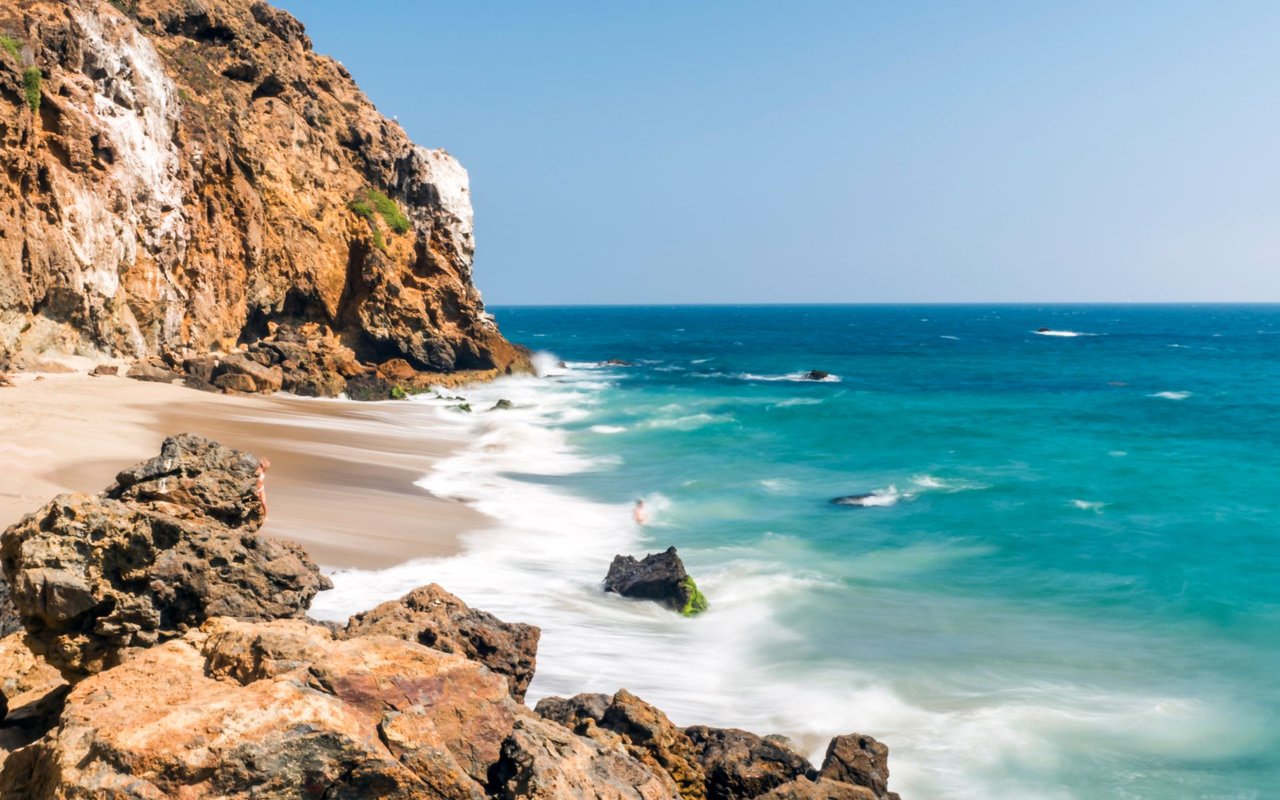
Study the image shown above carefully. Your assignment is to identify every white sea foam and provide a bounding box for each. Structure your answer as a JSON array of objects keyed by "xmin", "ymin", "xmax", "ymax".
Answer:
[
  {"xmin": 772, "ymin": 397, "xmax": 824, "ymax": 408},
  {"xmin": 940, "ymin": 335, "xmax": 961, "ymax": 340},
  {"xmin": 644, "ymin": 413, "xmax": 734, "ymax": 431},
  {"xmin": 1150, "ymin": 391, "xmax": 1191, "ymax": 401},
  {"xmin": 307, "ymin": 357, "xmax": 1246, "ymax": 800},
  {"xmin": 590, "ymin": 424, "xmax": 627, "ymax": 434},
  {"xmin": 1071, "ymin": 499, "xmax": 1107, "ymax": 512},
  {"xmin": 833, "ymin": 486, "xmax": 901, "ymax": 507},
  {"xmin": 1032, "ymin": 330, "xmax": 1095, "ymax": 337},
  {"xmin": 738, "ymin": 372, "xmax": 842, "ymax": 383},
  {"xmin": 910, "ymin": 474, "xmax": 987, "ymax": 493}
]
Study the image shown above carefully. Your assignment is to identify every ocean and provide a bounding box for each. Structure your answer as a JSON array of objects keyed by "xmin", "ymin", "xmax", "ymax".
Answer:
[{"xmin": 311, "ymin": 304, "xmax": 1280, "ymax": 800}]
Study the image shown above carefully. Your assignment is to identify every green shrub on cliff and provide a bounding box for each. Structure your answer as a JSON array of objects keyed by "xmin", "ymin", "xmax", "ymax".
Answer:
[
  {"xmin": 0, "ymin": 36, "xmax": 21, "ymax": 60},
  {"xmin": 23, "ymin": 67, "xmax": 42, "ymax": 114},
  {"xmin": 348, "ymin": 188, "xmax": 410, "ymax": 250}
]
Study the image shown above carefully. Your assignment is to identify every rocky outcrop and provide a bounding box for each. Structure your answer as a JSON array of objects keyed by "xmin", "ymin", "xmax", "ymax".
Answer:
[
  {"xmin": 685, "ymin": 726, "xmax": 815, "ymax": 800},
  {"xmin": 0, "ymin": 434, "xmax": 328, "ymax": 675},
  {"xmin": 343, "ymin": 583, "xmax": 541, "ymax": 702},
  {"xmin": 0, "ymin": 0, "xmax": 527, "ymax": 387},
  {"xmin": 536, "ymin": 690, "xmax": 707, "ymax": 800},
  {"xmin": 489, "ymin": 714, "xmax": 677, "ymax": 800},
  {"xmin": 604, "ymin": 546, "xmax": 709, "ymax": 616},
  {"xmin": 0, "ymin": 437, "xmax": 901, "ymax": 799}
]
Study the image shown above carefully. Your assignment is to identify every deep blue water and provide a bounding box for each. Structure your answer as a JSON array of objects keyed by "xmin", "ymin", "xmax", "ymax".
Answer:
[{"xmin": 483, "ymin": 304, "xmax": 1280, "ymax": 800}]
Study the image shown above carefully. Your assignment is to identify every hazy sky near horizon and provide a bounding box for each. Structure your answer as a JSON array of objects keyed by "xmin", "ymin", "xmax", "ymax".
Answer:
[{"xmin": 276, "ymin": 1, "xmax": 1279, "ymax": 305}]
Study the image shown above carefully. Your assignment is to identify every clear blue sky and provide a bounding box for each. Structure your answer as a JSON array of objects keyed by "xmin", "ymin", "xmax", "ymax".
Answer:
[{"xmin": 275, "ymin": 1, "xmax": 1279, "ymax": 304}]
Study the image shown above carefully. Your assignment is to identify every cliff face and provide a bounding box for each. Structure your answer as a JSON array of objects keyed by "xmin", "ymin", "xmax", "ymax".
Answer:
[{"xmin": 0, "ymin": 0, "xmax": 525, "ymax": 376}]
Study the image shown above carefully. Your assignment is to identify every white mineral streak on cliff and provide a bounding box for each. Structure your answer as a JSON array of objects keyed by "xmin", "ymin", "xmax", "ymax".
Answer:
[
  {"xmin": 76, "ymin": 10, "xmax": 186, "ymax": 252},
  {"xmin": 66, "ymin": 8, "xmax": 188, "ymax": 348}
]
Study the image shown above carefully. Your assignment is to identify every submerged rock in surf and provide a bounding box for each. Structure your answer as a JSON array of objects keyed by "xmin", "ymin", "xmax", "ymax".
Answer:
[
  {"xmin": 831, "ymin": 494, "xmax": 877, "ymax": 507},
  {"xmin": 603, "ymin": 546, "xmax": 708, "ymax": 616},
  {"xmin": 803, "ymin": 370, "xmax": 830, "ymax": 381}
]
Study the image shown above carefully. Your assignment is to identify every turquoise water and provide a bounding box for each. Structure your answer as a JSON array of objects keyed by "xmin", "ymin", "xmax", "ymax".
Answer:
[
  {"xmin": 313, "ymin": 304, "xmax": 1279, "ymax": 799},
  {"xmin": 489, "ymin": 305, "xmax": 1280, "ymax": 799}
]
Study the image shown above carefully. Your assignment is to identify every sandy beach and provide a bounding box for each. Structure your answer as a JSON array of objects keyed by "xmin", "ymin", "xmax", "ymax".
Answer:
[{"xmin": 0, "ymin": 373, "xmax": 486, "ymax": 569}]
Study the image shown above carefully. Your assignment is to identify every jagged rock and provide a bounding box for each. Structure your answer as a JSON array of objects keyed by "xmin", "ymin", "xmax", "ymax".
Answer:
[
  {"xmin": 377, "ymin": 358, "xmax": 418, "ymax": 381},
  {"xmin": 758, "ymin": 778, "xmax": 877, "ymax": 800},
  {"xmin": 536, "ymin": 689, "xmax": 706, "ymax": 800},
  {"xmin": 818, "ymin": 734, "xmax": 894, "ymax": 800},
  {"xmin": 343, "ymin": 583, "xmax": 541, "ymax": 702},
  {"xmin": 604, "ymin": 547, "xmax": 708, "ymax": 616},
  {"xmin": 488, "ymin": 714, "xmax": 678, "ymax": 800},
  {"xmin": 211, "ymin": 352, "xmax": 284, "ymax": 394},
  {"xmin": 803, "ymin": 371, "xmax": 830, "ymax": 381},
  {"xmin": 0, "ymin": 619, "xmax": 517, "ymax": 799},
  {"xmin": 602, "ymin": 359, "xmax": 636, "ymax": 367},
  {"xmin": 684, "ymin": 726, "xmax": 813, "ymax": 800},
  {"xmin": 89, "ymin": 364, "xmax": 120, "ymax": 377},
  {"xmin": 0, "ymin": 0, "xmax": 527, "ymax": 381},
  {"xmin": 0, "ymin": 435, "xmax": 329, "ymax": 675},
  {"xmin": 345, "ymin": 371, "xmax": 399, "ymax": 401},
  {"xmin": 125, "ymin": 362, "xmax": 181, "ymax": 383},
  {"xmin": 0, "ymin": 633, "xmax": 67, "ymax": 756},
  {"xmin": 491, "ymin": 398, "xmax": 514, "ymax": 410},
  {"xmin": 0, "ymin": 576, "xmax": 20, "ymax": 638}
]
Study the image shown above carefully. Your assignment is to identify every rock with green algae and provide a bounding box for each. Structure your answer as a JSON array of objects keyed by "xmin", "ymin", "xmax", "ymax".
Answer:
[{"xmin": 603, "ymin": 546, "xmax": 708, "ymax": 617}]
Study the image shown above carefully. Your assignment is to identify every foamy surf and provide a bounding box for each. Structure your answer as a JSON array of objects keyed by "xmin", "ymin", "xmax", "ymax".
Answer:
[
  {"xmin": 1150, "ymin": 391, "xmax": 1191, "ymax": 400},
  {"xmin": 738, "ymin": 371, "xmax": 842, "ymax": 383},
  {"xmin": 1032, "ymin": 329, "xmax": 1096, "ymax": 337}
]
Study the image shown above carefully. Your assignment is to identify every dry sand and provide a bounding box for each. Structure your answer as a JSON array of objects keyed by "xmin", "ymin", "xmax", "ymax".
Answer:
[{"xmin": 0, "ymin": 373, "xmax": 487, "ymax": 569}]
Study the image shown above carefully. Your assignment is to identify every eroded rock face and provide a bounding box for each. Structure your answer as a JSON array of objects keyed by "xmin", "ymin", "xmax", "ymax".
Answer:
[
  {"xmin": 0, "ymin": 434, "xmax": 329, "ymax": 675},
  {"xmin": 343, "ymin": 583, "xmax": 541, "ymax": 703},
  {"xmin": 0, "ymin": 619, "xmax": 515, "ymax": 799},
  {"xmin": 684, "ymin": 726, "xmax": 814, "ymax": 800},
  {"xmin": 0, "ymin": 0, "xmax": 526, "ymax": 379},
  {"xmin": 536, "ymin": 689, "xmax": 707, "ymax": 800},
  {"xmin": 488, "ymin": 714, "xmax": 679, "ymax": 800},
  {"xmin": 818, "ymin": 735, "xmax": 896, "ymax": 800}
]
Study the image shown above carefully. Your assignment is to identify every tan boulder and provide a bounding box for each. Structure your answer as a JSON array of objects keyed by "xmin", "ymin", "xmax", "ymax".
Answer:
[{"xmin": 344, "ymin": 583, "xmax": 540, "ymax": 702}]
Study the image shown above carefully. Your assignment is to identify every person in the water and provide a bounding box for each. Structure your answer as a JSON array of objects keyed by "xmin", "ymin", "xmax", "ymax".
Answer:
[{"xmin": 632, "ymin": 498, "xmax": 649, "ymax": 525}]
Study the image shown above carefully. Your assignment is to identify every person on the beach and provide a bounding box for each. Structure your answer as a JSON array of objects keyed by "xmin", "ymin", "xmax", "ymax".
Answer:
[
  {"xmin": 256, "ymin": 456, "xmax": 271, "ymax": 520},
  {"xmin": 632, "ymin": 498, "xmax": 649, "ymax": 525}
]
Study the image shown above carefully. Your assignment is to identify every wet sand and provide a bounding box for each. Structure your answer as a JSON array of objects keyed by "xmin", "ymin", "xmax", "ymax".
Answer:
[{"xmin": 0, "ymin": 373, "xmax": 485, "ymax": 569}]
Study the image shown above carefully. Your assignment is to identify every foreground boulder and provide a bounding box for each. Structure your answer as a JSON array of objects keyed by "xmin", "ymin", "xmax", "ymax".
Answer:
[
  {"xmin": 343, "ymin": 583, "xmax": 541, "ymax": 702},
  {"xmin": 536, "ymin": 690, "xmax": 707, "ymax": 800},
  {"xmin": 0, "ymin": 434, "xmax": 329, "ymax": 675},
  {"xmin": 685, "ymin": 726, "xmax": 814, "ymax": 800},
  {"xmin": 0, "ymin": 618, "xmax": 517, "ymax": 799},
  {"xmin": 604, "ymin": 547, "xmax": 708, "ymax": 616}
]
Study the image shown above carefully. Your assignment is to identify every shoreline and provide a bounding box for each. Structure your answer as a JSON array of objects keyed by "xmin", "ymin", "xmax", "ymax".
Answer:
[{"xmin": 0, "ymin": 373, "xmax": 485, "ymax": 570}]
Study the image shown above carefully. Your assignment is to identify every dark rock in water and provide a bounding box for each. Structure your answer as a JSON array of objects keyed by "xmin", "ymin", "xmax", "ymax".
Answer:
[
  {"xmin": 819, "ymin": 734, "xmax": 895, "ymax": 799},
  {"xmin": 803, "ymin": 370, "xmax": 830, "ymax": 381},
  {"xmin": 685, "ymin": 725, "xmax": 813, "ymax": 800},
  {"xmin": 490, "ymin": 399, "xmax": 514, "ymax": 411},
  {"xmin": 536, "ymin": 689, "xmax": 707, "ymax": 800},
  {"xmin": 601, "ymin": 359, "xmax": 635, "ymax": 367},
  {"xmin": 0, "ymin": 434, "xmax": 330, "ymax": 676},
  {"xmin": 1038, "ymin": 327, "xmax": 1051, "ymax": 332},
  {"xmin": 342, "ymin": 583, "xmax": 540, "ymax": 702},
  {"xmin": 603, "ymin": 546, "xmax": 708, "ymax": 616},
  {"xmin": 556, "ymin": 361, "xmax": 568, "ymax": 369},
  {"xmin": 831, "ymin": 494, "xmax": 876, "ymax": 507},
  {"xmin": 344, "ymin": 371, "xmax": 397, "ymax": 401}
]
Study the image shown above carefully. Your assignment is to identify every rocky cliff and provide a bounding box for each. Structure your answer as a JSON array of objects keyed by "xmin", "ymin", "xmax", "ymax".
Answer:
[
  {"xmin": 0, "ymin": 0, "xmax": 527, "ymax": 386},
  {"xmin": 0, "ymin": 436, "xmax": 902, "ymax": 799}
]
